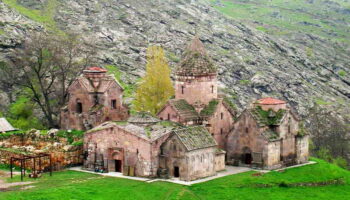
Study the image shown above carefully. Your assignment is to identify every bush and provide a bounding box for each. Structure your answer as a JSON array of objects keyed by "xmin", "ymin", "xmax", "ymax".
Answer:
[{"xmin": 333, "ymin": 157, "xmax": 348, "ymax": 169}]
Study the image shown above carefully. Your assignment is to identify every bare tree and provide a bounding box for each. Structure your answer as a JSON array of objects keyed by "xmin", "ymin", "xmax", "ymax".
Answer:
[{"xmin": 4, "ymin": 32, "xmax": 95, "ymax": 128}]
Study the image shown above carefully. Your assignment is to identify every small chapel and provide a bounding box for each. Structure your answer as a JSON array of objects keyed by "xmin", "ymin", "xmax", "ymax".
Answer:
[{"xmin": 62, "ymin": 36, "xmax": 309, "ymax": 181}]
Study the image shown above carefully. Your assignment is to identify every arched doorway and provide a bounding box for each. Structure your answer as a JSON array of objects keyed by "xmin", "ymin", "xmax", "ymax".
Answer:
[{"xmin": 242, "ymin": 147, "xmax": 252, "ymax": 165}]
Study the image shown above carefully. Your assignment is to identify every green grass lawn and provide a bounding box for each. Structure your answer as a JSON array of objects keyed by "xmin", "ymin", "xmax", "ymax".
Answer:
[{"xmin": 1, "ymin": 158, "xmax": 350, "ymax": 200}]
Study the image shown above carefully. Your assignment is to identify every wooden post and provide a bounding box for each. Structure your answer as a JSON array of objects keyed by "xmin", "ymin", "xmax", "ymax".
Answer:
[
  {"xmin": 33, "ymin": 157, "xmax": 36, "ymax": 179},
  {"xmin": 49, "ymin": 154, "xmax": 52, "ymax": 176},
  {"xmin": 23, "ymin": 158, "xmax": 26, "ymax": 177},
  {"xmin": 10, "ymin": 157, "xmax": 13, "ymax": 179},
  {"xmin": 39, "ymin": 157, "xmax": 42, "ymax": 172},
  {"xmin": 20, "ymin": 159, "xmax": 23, "ymax": 181}
]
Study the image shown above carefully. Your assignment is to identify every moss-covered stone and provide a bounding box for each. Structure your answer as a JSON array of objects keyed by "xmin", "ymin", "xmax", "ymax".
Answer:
[
  {"xmin": 200, "ymin": 100, "xmax": 219, "ymax": 117},
  {"xmin": 252, "ymin": 106, "xmax": 286, "ymax": 126}
]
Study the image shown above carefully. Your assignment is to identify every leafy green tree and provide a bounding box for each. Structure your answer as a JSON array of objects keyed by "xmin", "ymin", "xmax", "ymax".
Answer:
[
  {"xmin": 333, "ymin": 157, "xmax": 348, "ymax": 169},
  {"xmin": 7, "ymin": 96, "xmax": 44, "ymax": 130},
  {"xmin": 133, "ymin": 46, "xmax": 174, "ymax": 115}
]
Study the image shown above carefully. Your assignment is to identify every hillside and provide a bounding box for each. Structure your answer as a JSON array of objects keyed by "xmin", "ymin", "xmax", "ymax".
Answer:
[
  {"xmin": 0, "ymin": 0, "xmax": 349, "ymax": 116},
  {"xmin": 1, "ymin": 158, "xmax": 350, "ymax": 199}
]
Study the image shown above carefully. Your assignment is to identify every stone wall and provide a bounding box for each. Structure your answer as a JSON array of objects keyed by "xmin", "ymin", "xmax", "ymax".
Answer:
[
  {"xmin": 175, "ymin": 75, "xmax": 217, "ymax": 106},
  {"xmin": 205, "ymin": 100, "xmax": 235, "ymax": 149},
  {"xmin": 84, "ymin": 126, "xmax": 172, "ymax": 177},
  {"xmin": 0, "ymin": 130, "xmax": 83, "ymax": 171}
]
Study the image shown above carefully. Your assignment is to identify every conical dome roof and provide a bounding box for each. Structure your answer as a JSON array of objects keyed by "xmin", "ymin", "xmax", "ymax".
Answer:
[{"xmin": 176, "ymin": 37, "xmax": 217, "ymax": 76}]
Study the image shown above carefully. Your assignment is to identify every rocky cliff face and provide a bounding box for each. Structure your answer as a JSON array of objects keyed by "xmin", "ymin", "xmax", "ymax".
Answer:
[{"xmin": 0, "ymin": 0, "xmax": 349, "ymax": 117}]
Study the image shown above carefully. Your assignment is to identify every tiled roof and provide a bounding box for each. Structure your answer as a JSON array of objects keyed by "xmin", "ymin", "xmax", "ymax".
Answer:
[
  {"xmin": 85, "ymin": 66, "xmax": 108, "ymax": 72},
  {"xmin": 0, "ymin": 118, "xmax": 16, "ymax": 132},
  {"xmin": 173, "ymin": 126, "xmax": 217, "ymax": 151},
  {"xmin": 255, "ymin": 97, "xmax": 286, "ymax": 105},
  {"xmin": 176, "ymin": 37, "xmax": 217, "ymax": 76},
  {"xmin": 128, "ymin": 112, "xmax": 161, "ymax": 124},
  {"xmin": 169, "ymin": 99, "xmax": 200, "ymax": 121}
]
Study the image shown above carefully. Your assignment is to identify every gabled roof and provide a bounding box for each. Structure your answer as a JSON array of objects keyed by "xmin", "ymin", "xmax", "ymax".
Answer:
[
  {"xmin": 173, "ymin": 126, "xmax": 217, "ymax": 151},
  {"xmin": 255, "ymin": 97, "xmax": 286, "ymax": 105},
  {"xmin": 249, "ymin": 106, "xmax": 287, "ymax": 127},
  {"xmin": 128, "ymin": 112, "xmax": 161, "ymax": 124},
  {"xmin": 84, "ymin": 66, "xmax": 108, "ymax": 73},
  {"xmin": 87, "ymin": 121, "xmax": 179, "ymax": 142},
  {"xmin": 176, "ymin": 37, "xmax": 217, "ymax": 76},
  {"xmin": 167, "ymin": 99, "xmax": 200, "ymax": 121},
  {"xmin": 0, "ymin": 118, "xmax": 16, "ymax": 132},
  {"xmin": 73, "ymin": 74, "xmax": 123, "ymax": 93}
]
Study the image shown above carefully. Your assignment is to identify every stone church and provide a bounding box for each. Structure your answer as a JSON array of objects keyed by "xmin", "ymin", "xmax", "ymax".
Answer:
[
  {"xmin": 60, "ymin": 66, "xmax": 129, "ymax": 130},
  {"xmin": 157, "ymin": 37, "xmax": 236, "ymax": 149},
  {"xmin": 63, "ymin": 37, "xmax": 309, "ymax": 181}
]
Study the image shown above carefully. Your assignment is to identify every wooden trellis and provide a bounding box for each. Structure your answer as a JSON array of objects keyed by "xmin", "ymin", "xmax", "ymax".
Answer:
[{"xmin": 10, "ymin": 153, "xmax": 53, "ymax": 181}]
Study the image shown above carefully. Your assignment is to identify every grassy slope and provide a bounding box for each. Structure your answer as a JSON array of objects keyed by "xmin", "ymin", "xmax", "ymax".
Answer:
[
  {"xmin": 1, "ymin": 158, "xmax": 350, "ymax": 200},
  {"xmin": 2, "ymin": 0, "xmax": 61, "ymax": 34},
  {"xmin": 210, "ymin": 0, "xmax": 350, "ymax": 43}
]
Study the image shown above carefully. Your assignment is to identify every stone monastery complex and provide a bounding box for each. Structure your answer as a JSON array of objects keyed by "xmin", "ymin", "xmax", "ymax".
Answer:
[{"xmin": 61, "ymin": 37, "xmax": 309, "ymax": 181}]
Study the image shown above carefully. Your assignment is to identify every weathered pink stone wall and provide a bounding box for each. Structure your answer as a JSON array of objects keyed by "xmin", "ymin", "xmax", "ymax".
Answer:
[
  {"xmin": 175, "ymin": 75, "xmax": 217, "ymax": 106},
  {"xmin": 84, "ymin": 125, "xmax": 171, "ymax": 177},
  {"xmin": 60, "ymin": 73, "xmax": 129, "ymax": 130},
  {"xmin": 205, "ymin": 101, "xmax": 235, "ymax": 149},
  {"xmin": 160, "ymin": 135, "xmax": 217, "ymax": 181}
]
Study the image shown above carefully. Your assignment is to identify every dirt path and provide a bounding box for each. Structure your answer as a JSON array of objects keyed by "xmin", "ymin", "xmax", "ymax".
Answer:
[{"xmin": 0, "ymin": 170, "xmax": 33, "ymax": 191}]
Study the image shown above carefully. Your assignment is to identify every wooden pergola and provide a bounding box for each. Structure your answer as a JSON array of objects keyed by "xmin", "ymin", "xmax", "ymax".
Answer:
[{"xmin": 10, "ymin": 153, "xmax": 53, "ymax": 181}]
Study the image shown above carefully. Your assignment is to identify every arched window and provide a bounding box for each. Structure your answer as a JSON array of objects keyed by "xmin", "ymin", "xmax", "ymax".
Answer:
[
  {"xmin": 168, "ymin": 113, "xmax": 171, "ymax": 120},
  {"xmin": 221, "ymin": 112, "xmax": 224, "ymax": 120},
  {"xmin": 211, "ymin": 85, "xmax": 214, "ymax": 93},
  {"xmin": 76, "ymin": 99, "xmax": 83, "ymax": 113},
  {"xmin": 245, "ymin": 127, "xmax": 249, "ymax": 133},
  {"xmin": 181, "ymin": 86, "xmax": 185, "ymax": 94}
]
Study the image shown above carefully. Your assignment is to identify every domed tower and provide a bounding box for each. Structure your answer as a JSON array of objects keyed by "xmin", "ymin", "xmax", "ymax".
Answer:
[{"xmin": 175, "ymin": 37, "xmax": 218, "ymax": 110}]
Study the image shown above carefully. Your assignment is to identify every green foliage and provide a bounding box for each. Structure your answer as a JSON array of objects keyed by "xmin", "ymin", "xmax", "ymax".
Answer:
[
  {"xmin": 316, "ymin": 147, "xmax": 333, "ymax": 162},
  {"xmin": 71, "ymin": 140, "xmax": 83, "ymax": 146},
  {"xmin": 1, "ymin": 158, "xmax": 350, "ymax": 199},
  {"xmin": 239, "ymin": 79, "xmax": 251, "ymax": 85},
  {"xmin": 2, "ymin": 0, "xmax": 62, "ymax": 34},
  {"xmin": 256, "ymin": 26, "xmax": 268, "ymax": 32},
  {"xmin": 105, "ymin": 65, "xmax": 135, "ymax": 98},
  {"xmin": 0, "ymin": 130, "xmax": 25, "ymax": 140},
  {"xmin": 254, "ymin": 106, "xmax": 286, "ymax": 125},
  {"xmin": 333, "ymin": 157, "xmax": 348, "ymax": 170},
  {"xmin": 56, "ymin": 130, "xmax": 84, "ymax": 144},
  {"xmin": 338, "ymin": 70, "xmax": 346, "ymax": 77},
  {"xmin": 315, "ymin": 98, "xmax": 331, "ymax": 105},
  {"xmin": 133, "ymin": 46, "xmax": 175, "ymax": 115},
  {"xmin": 6, "ymin": 97, "xmax": 45, "ymax": 130},
  {"xmin": 306, "ymin": 47, "xmax": 314, "ymax": 58},
  {"xmin": 200, "ymin": 100, "xmax": 219, "ymax": 117},
  {"xmin": 223, "ymin": 96, "xmax": 237, "ymax": 110}
]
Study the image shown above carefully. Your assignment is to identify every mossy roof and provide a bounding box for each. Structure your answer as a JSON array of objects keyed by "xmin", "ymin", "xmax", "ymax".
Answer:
[
  {"xmin": 262, "ymin": 129, "xmax": 280, "ymax": 141},
  {"xmin": 250, "ymin": 106, "xmax": 287, "ymax": 127},
  {"xmin": 176, "ymin": 37, "xmax": 217, "ymax": 76},
  {"xmin": 173, "ymin": 126, "xmax": 217, "ymax": 151},
  {"xmin": 169, "ymin": 99, "xmax": 200, "ymax": 121},
  {"xmin": 200, "ymin": 99, "xmax": 219, "ymax": 118},
  {"xmin": 128, "ymin": 112, "xmax": 161, "ymax": 124}
]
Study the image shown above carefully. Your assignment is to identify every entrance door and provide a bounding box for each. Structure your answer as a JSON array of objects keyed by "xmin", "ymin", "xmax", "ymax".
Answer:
[
  {"xmin": 174, "ymin": 166, "xmax": 180, "ymax": 178},
  {"xmin": 244, "ymin": 153, "xmax": 252, "ymax": 164},
  {"xmin": 115, "ymin": 160, "xmax": 122, "ymax": 172}
]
